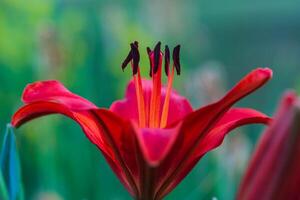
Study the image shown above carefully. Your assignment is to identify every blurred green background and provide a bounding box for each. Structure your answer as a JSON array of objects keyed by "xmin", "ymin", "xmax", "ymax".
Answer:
[{"xmin": 1, "ymin": 0, "xmax": 300, "ymax": 199}]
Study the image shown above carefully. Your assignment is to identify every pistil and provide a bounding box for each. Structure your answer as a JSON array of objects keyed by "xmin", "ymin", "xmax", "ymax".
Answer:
[{"xmin": 149, "ymin": 42, "xmax": 162, "ymax": 128}]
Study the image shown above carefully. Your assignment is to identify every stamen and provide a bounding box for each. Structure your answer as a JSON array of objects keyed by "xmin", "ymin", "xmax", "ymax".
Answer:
[
  {"xmin": 160, "ymin": 44, "xmax": 181, "ymax": 128},
  {"xmin": 173, "ymin": 45, "xmax": 181, "ymax": 75},
  {"xmin": 122, "ymin": 42, "xmax": 146, "ymax": 127},
  {"xmin": 160, "ymin": 67, "xmax": 175, "ymax": 128},
  {"xmin": 153, "ymin": 66, "xmax": 162, "ymax": 127},
  {"xmin": 149, "ymin": 42, "xmax": 162, "ymax": 127},
  {"xmin": 134, "ymin": 68, "xmax": 146, "ymax": 127}
]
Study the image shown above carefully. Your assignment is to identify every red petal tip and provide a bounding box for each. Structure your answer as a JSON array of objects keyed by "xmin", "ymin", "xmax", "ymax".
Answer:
[
  {"xmin": 282, "ymin": 90, "xmax": 298, "ymax": 103},
  {"xmin": 256, "ymin": 67, "xmax": 273, "ymax": 79},
  {"xmin": 21, "ymin": 80, "xmax": 57, "ymax": 102}
]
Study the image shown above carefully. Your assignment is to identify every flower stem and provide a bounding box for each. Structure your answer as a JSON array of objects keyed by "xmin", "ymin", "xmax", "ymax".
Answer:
[{"xmin": 140, "ymin": 166, "xmax": 156, "ymax": 200}]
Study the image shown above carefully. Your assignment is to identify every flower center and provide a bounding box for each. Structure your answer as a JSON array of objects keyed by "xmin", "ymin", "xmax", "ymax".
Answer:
[{"xmin": 122, "ymin": 41, "xmax": 181, "ymax": 128}]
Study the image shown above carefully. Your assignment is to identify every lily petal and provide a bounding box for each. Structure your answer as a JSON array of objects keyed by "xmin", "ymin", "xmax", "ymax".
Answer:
[
  {"xmin": 133, "ymin": 124, "xmax": 182, "ymax": 167},
  {"xmin": 195, "ymin": 108, "xmax": 271, "ymax": 159},
  {"xmin": 11, "ymin": 81, "xmax": 140, "ymax": 197},
  {"xmin": 90, "ymin": 109, "xmax": 141, "ymax": 197},
  {"xmin": 237, "ymin": 91, "xmax": 299, "ymax": 200},
  {"xmin": 161, "ymin": 108, "xmax": 271, "ymax": 197},
  {"xmin": 11, "ymin": 102, "xmax": 137, "ymax": 195},
  {"xmin": 155, "ymin": 68, "xmax": 272, "ymax": 199},
  {"xmin": 22, "ymin": 80, "xmax": 97, "ymax": 110}
]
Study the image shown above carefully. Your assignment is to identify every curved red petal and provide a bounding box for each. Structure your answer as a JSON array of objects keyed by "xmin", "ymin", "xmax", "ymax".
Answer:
[
  {"xmin": 12, "ymin": 102, "xmax": 114, "ymax": 160},
  {"xmin": 155, "ymin": 68, "xmax": 272, "ymax": 199},
  {"xmin": 159, "ymin": 108, "xmax": 271, "ymax": 197},
  {"xmin": 220, "ymin": 68, "xmax": 272, "ymax": 106},
  {"xmin": 91, "ymin": 109, "xmax": 141, "ymax": 197},
  {"xmin": 191, "ymin": 108, "xmax": 271, "ymax": 161},
  {"xmin": 13, "ymin": 77, "xmax": 143, "ymax": 197},
  {"xmin": 22, "ymin": 80, "xmax": 97, "ymax": 110},
  {"xmin": 110, "ymin": 79, "xmax": 193, "ymax": 125},
  {"xmin": 12, "ymin": 102, "xmax": 140, "ymax": 196}
]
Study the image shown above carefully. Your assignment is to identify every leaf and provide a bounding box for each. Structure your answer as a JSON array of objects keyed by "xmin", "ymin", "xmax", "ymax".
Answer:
[
  {"xmin": 0, "ymin": 124, "xmax": 24, "ymax": 200},
  {"xmin": 0, "ymin": 171, "xmax": 9, "ymax": 200}
]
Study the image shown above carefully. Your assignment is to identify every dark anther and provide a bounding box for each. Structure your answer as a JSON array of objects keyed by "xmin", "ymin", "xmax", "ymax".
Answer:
[
  {"xmin": 121, "ymin": 41, "xmax": 140, "ymax": 73},
  {"xmin": 146, "ymin": 47, "xmax": 152, "ymax": 55},
  {"xmin": 164, "ymin": 45, "xmax": 170, "ymax": 76},
  {"xmin": 172, "ymin": 45, "xmax": 181, "ymax": 75},
  {"xmin": 153, "ymin": 41, "xmax": 161, "ymax": 74},
  {"xmin": 121, "ymin": 50, "xmax": 132, "ymax": 71},
  {"xmin": 130, "ymin": 43, "xmax": 140, "ymax": 75},
  {"xmin": 146, "ymin": 47, "xmax": 153, "ymax": 77}
]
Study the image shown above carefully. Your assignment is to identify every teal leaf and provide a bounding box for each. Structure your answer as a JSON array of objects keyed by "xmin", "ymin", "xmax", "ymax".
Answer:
[
  {"xmin": 0, "ymin": 124, "xmax": 24, "ymax": 200},
  {"xmin": 0, "ymin": 170, "xmax": 8, "ymax": 200}
]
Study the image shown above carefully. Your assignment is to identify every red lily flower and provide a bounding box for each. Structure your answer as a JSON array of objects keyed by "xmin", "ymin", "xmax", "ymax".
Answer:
[
  {"xmin": 237, "ymin": 91, "xmax": 300, "ymax": 200},
  {"xmin": 12, "ymin": 42, "xmax": 272, "ymax": 200}
]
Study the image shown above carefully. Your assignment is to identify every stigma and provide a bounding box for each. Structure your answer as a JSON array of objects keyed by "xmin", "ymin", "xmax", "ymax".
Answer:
[{"xmin": 121, "ymin": 41, "xmax": 181, "ymax": 128}]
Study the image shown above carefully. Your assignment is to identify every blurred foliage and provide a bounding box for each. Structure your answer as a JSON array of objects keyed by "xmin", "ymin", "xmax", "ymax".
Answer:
[
  {"xmin": 0, "ymin": 0, "xmax": 300, "ymax": 199},
  {"xmin": 0, "ymin": 171, "xmax": 9, "ymax": 200}
]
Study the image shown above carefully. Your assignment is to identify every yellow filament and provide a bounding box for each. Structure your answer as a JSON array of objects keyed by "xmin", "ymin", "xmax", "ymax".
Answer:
[
  {"xmin": 160, "ymin": 67, "xmax": 175, "ymax": 128},
  {"xmin": 134, "ymin": 69, "xmax": 146, "ymax": 127},
  {"xmin": 149, "ymin": 75, "xmax": 156, "ymax": 128},
  {"xmin": 149, "ymin": 67, "xmax": 162, "ymax": 128}
]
